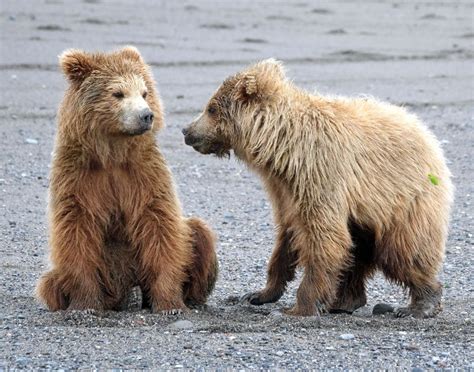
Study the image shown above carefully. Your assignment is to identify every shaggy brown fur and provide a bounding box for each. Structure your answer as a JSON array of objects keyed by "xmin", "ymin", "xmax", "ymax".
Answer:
[
  {"xmin": 183, "ymin": 59, "xmax": 453, "ymax": 317},
  {"xmin": 36, "ymin": 47, "xmax": 218, "ymax": 313}
]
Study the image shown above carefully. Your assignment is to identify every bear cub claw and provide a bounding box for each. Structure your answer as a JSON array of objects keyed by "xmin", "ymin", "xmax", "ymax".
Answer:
[
  {"xmin": 240, "ymin": 290, "xmax": 281, "ymax": 306},
  {"xmin": 152, "ymin": 302, "xmax": 188, "ymax": 316},
  {"xmin": 394, "ymin": 304, "xmax": 440, "ymax": 319},
  {"xmin": 240, "ymin": 291, "xmax": 265, "ymax": 305},
  {"xmin": 160, "ymin": 308, "xmax": 185, "ymax": 316}
]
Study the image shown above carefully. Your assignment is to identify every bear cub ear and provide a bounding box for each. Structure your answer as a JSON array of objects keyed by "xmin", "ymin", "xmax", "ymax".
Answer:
[
  {"xmin": 238, "ymin": 58, "xmax": 286, "ymax": 101},
  {"xmin": 119, "ymin": 46, "xmax": 143, "ymax": 62},
  {"xmin": 243, "ymin": 74, "xmax": 258, "ymax": 96},
  {"xmin": 59, "ymin": 49, "xmax": 94, "ymax": 83}
]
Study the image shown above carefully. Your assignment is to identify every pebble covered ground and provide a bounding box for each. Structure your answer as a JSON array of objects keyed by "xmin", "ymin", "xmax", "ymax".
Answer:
[{"xmin": 0, "ymin": 0, "xmax": 473, "ymax": 369}]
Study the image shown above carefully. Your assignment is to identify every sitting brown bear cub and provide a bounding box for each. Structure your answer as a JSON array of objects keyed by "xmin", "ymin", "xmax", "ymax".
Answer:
[
  {"xmin": 183, "ymin": 59, "xmax": 453, "ymax": 318},
  {"xmin": 36, "ymin": 47, "xmax": 218, "ymax": 314}
]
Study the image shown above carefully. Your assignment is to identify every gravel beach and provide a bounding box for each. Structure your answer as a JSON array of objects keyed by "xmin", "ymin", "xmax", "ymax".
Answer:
[{"xmin": 0, "ymin": 0, "xmax": 473, "ymax": 368}]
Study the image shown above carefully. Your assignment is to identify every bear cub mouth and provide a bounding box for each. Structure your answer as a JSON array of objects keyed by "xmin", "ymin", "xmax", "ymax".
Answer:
[
  {"xmin": 184, "ymin": 135, "xmax": 229, "ymax": 157},
  {"xmin": 125, "ymin": 126, "xmax": 151, "ymax": 136}
]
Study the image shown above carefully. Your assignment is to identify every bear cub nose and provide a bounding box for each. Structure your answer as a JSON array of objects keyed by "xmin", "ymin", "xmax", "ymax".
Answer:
[
  {"xmin": 182, "ymin": 126, "xmax": 198, "ymax": 146},
  {"xmin": 139, "ymin": 109, "xmax": 154, "ymax": 126}
]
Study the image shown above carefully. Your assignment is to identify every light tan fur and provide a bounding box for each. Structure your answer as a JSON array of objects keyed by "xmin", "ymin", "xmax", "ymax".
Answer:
[
  {"xmin": 183, "ymin": 59, "xmax": 453, "ymax": 317},
  {"xmin": 36, "ymin": 47, "xmax": 218, "ymax": 313}
]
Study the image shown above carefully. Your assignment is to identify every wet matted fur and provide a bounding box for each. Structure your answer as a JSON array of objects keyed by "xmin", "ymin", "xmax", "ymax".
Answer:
[{"xmin": 183, "ymin": 59, "xmax": 453, "ymax": 317}]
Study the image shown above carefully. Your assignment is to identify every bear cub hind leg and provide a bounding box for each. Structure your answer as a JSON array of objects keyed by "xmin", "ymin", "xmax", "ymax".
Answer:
[
  {"xmin": 330, "ymin": 222, "xmax": 376, "ymax": 314},
  {"xmin": 330, "ymin": 265, "xmax": 370, "ymax": 314},
  {"xmin": 182, "ymin": 217, "xmax": 218, "ymax": 307}
]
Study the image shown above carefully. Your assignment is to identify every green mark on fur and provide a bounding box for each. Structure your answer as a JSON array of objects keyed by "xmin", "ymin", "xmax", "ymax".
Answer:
[{"xmin": 428, "ymin": 173, "xmax": 439, "ymax": 185}]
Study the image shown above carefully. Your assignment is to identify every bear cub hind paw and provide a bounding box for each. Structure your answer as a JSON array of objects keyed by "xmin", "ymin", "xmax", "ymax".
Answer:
[{"xmin": 394, "ymin": 304, "xmax": 440, "ymax": 319}]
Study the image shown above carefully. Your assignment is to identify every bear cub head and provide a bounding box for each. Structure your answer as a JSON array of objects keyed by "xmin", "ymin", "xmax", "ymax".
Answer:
[
  {"xmin": 60, "ymin": 46, "xmax": 160, "ymax": 137},
  {"xmin": 182, "ymin": 59, "xmax": 286, "ymax": 157}
]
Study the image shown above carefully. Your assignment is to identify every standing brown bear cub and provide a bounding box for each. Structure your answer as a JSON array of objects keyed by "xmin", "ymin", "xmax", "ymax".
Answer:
[
  {"xmin": 36, "ymin": 47, "xmax": 218, "ymax": 314},
  {"xmin": 183, "ymin": 59, "xmax": 453, "ymax": 318}
]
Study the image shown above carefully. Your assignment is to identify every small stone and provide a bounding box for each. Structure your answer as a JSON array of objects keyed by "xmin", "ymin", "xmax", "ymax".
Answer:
[
  {"xmin": 224, "ymin": 295, "xmax": 240, "ymax": 305},
  {"xmin": 372, "ymin": 303, "xmax": 395, "ymax": 315},
  {"xmin": 275, "ymin": 350, "xmax": 284, "ymax": 356},
  {"xmin": 339, "ymin": 333, "xmax": 355, "ymax": 340},
  {"xmin": 269, "ymin": 310, "xmax": 284, "ymax": 318},
  {"xmin": 402, "ymin": 342, "xmax": 420, "ymax": 351},
  {"xmin": 25, "ymin": 138, "xmax": 38, "ymax": 144},
  {"xmin": 168, "ymin": 320, "xmax": 193, "ymax": 330},
  {"xmin": 15, "ymin": 357, "xmax": 29, "ymax": 365}
]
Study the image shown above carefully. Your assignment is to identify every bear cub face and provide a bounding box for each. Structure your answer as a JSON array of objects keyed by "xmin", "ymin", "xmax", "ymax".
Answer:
[
  {"xmin": 60, "ymin": 46, "xmax": 156, "ymax": 136},
  {"xmin": 109, "ymin": 75, "xmax": 153, "ymax": 136},
  {"xmin": 182, "ymin": 89, "xmax": 235, "ymax": 157},
  {"xmin": 182, "ymin": 59, "xmax": 285, "ymax": 157}
]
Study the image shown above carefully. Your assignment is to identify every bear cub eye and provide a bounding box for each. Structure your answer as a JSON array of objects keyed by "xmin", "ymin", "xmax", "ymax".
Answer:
[
  {"xmin": 207, "ymin": 105, "xmax": 217, "ymax": 115},
  {"xmin": 113, "ymin": 91, "xmax": 124, "ymax": 99},
  {"xmin": 142, "ymin": 91, "xmax": 148, "ymax": 99}
]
